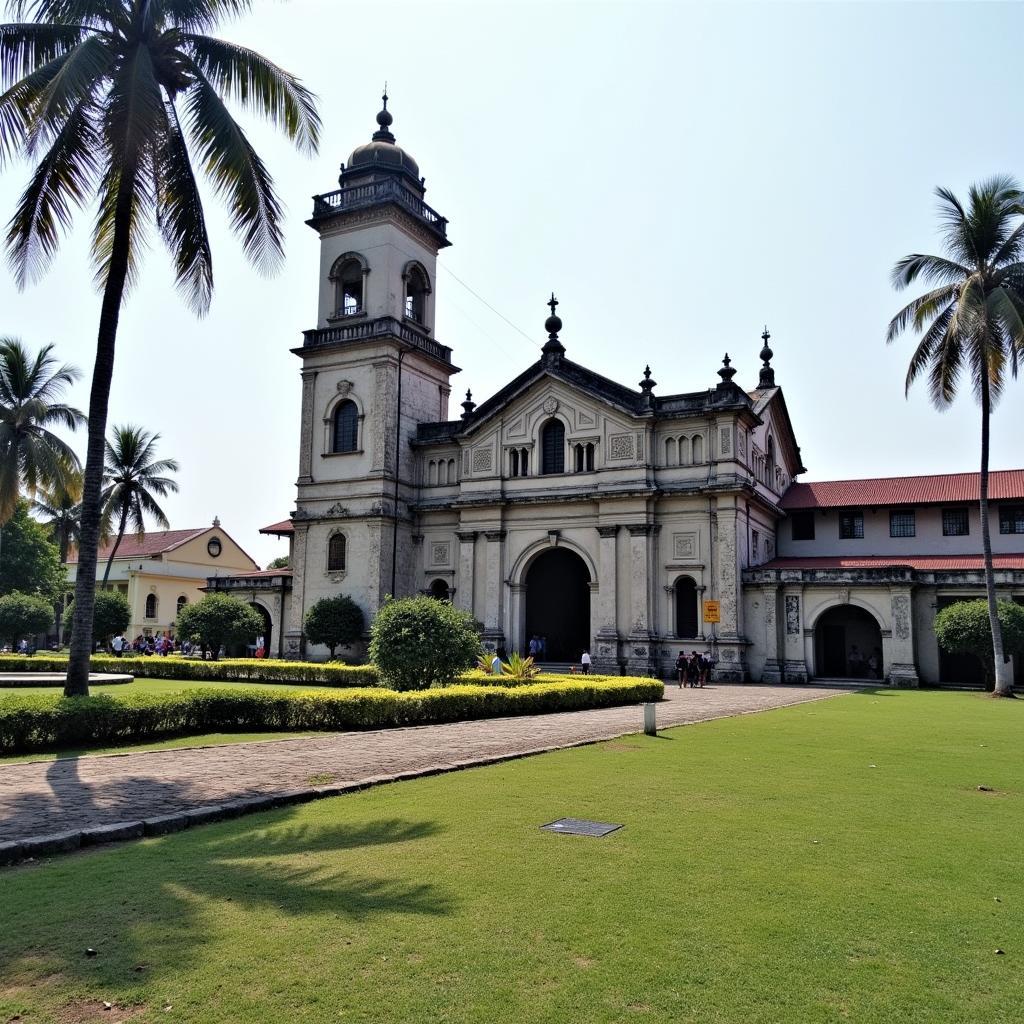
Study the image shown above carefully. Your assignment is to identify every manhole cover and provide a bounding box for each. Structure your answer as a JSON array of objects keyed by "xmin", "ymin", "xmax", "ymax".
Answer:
[{"xmin": 541, "ymin": 818, "xmax": 623, "ymax": 838}]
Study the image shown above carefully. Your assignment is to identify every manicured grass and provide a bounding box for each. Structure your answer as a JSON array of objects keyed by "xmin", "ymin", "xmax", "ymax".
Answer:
[
  {"xmin": 0, "ymin": 676, "xmax": 343, "ymax": 698},
  {"xmin": 0, "ymin": 731, "xmax": 312, "ymax": 764},
  {"xmin": 1, "ymin": 691, "xmax": 1022, "ymax": 1023}
]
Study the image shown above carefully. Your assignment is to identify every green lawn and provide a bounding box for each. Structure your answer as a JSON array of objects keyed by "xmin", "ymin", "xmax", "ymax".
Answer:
[{"xmin": 1, "ymin": 690, "xmax": 1021, "ymax": 1023}]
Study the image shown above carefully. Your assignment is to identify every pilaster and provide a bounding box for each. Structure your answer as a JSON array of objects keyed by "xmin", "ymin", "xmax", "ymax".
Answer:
[
  {"xmin": 456, "ymin": 531, "xmax": 476, "ymax": 615},
  {"xmin": 284, "ymin": 522, "xmax": 310, "ymax": 658},
  {"xmin": 887, "ymin": 586, "xmax": 920, "ymax": 687},
  {"xmin": 759, "ymin": 583, "xmax": 782, "ymax": 684},
  {"xmin": 482, "ymin": 530, "xmax": 506, "ymax": 651},
  {"xmin": 297, "ymin": 369, "xmax": 317, "ymax": 485},
  {"xmin": 593, "ymin": 525, "xmax": 621, "ymax": 672},
  {"xmin": 625, "ymin": 524, "xmax": 657, "ymax": 676},
  {"xmin": 781, "ymin": 584, "xmax": 808, "ymax": 683}
]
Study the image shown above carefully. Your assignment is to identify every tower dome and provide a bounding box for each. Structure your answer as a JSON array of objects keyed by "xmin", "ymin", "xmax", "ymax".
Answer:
[{"xmin": 342, "ymin": 91, "xmax": 421, "ymax": 186}]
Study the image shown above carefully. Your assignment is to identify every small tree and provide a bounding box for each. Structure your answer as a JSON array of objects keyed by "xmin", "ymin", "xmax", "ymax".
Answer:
[
  {"xmin": 63, "ymin": 591, "xmax": 130, "ymax": 649},
  {"xmin": 369, "ymin": 596, "xmax": 481, "ymax": 691},
  {"xmin": 304, "ymin": 596, "xmax": 364, "ymax": 659},
  {"xmin": 0, "ymin": 592, "xmax": 55, "ymax": 650},
  {"xmin": 0, "ymin": 500, "xmax": 65, "ymax": 602},
  {"xmin": 175, "ymin": 595, "xmax": 263, "ymax": 661},
  {"xmin": 934, "ymin": 600, "xmax": 1024, "ymax": 691},
  {"xmin": 267, "ymin": 555, "xmax": 290, "ymax": 569}
]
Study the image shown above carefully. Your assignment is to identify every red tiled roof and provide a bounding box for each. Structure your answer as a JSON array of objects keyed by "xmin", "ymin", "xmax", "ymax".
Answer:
[
  {"xmin": 68, "ymin": 529, "xmax": 207, "ymax": 563},
  {"xmin": 761, "ymin": 555, "xmax": 1024, "ymax": 571},
  {"xmin": 260, "ymin": 519, "xmax": 293, "ymax": 535},
  {"xmin": 780, "ymin": 469, "xmax": 1024, "ymax": 510}
]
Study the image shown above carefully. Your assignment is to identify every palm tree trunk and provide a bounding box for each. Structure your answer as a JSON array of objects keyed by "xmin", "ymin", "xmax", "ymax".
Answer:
[
  {"xmin": 65, "ymin": 167, "xmax": 137, "ymax": 697},
  {"xmin": 980, "ymin": 374, "xmax": 1014, "ymax": 696},
  {"xmin": 101, "ymin": 505, "xmax": 129, "ymax": 588}
]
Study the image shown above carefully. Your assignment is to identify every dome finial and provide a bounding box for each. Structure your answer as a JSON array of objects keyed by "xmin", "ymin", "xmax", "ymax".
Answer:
[
  {"xmin": 639, "ymin": 365, "xmax": 657, "ymax": 407},
  {"xmin": 542, "ymin": 293, "xmax": 565, "ymax": 364},
  {"xmin": 373, "ymin": 86, "xmax": 395, "ymax": 142},
  {"xmin": 718, "ymin": 352, "xmax": 737, "ymax": 386},
  {"xmin": 461, "ymin": 389, "xmax": 476, "ymax": 420},
  {"xmin": 758, "ymin": 325, "xmax": 776, "ymax": 387}
]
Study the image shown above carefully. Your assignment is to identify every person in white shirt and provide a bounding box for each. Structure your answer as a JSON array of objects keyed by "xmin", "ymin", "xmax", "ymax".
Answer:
[
  {"xmin": 581, "ymin": 650, "xmax": 592, "ymax": 675},
  {"xmin": 490, "ymin": 653, "xmax": 503, "ymax": 675},
  {"xmin": 111, "ymin": 634, "xmax": 124, "ymax": 657}
]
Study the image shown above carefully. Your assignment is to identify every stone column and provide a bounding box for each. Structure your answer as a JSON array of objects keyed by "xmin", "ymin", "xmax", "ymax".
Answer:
[
  {"xmin": 713, "ymin": 504, "xmax": 744, "ymax": 681},
  {"xmin": 284, "ymin": 522, "xmax": 310, "ymax": 658},
  {"xmin": 887, "ymin": 586, "xmax": 919, "ymax": 687},
  {"xmin": 781, "ymin": 582, "xmax": 808, "ymax": 682},
  {"xmin": 371, "ymin": 359, "xmax": 396, "ymax": 476},
  {"xmin": 594, "ymin": 525, "xmax": 620, "ymax": 672},
  {"xmin": 759, "ymin": 583, "xmax": 782, "ymax": 683},
  {"xmin": 481, "ymin": 530, "xmax": 506, "ymax": 652},
  {"xmin": 456, "ymin": 531, "xmax": 476, "ymax": 615},
  {"xmin": 297, "ymin": 369, "xmax": 317, "ymax": 485},
  {"xmin": 625, "ymin": 524, "xmax": 656, "ymax": 676},
  {"xmin": 508, "ymin": 582, "xmax": 527, "ymax": 656}
]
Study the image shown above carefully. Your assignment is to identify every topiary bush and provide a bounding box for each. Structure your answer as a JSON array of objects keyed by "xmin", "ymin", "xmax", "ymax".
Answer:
[
  {"xmin": 0, "ymin": 678, "xmax": 666, "ymax": 753},
  {"xmin": 175, "ymin": 595, "xmax": 264, "ymax": 660},
  {"xmin": 62, "ymin": 591, "xmax": 130, "ymax": 647},
  {"xmin": 0, "ymin": 592, "xmax": 55, "ymax": 649},
  {"xmin": 934, "ymin": 599, "xmax": 1024, "ymax": 688},
  {"xmin": 369, "ymin": 596, "xmax": 482, "ymax": 691},
  {"xmin": 304, "ymin": 595, "xmax": 365, "ymax": 658}
]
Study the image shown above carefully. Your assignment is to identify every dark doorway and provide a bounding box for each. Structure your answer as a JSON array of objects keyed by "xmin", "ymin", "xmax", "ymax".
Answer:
[
  {"xmin": 675, "ymin": 577, "xmax": 699, "ymax": 638},
  {"xmin": 936, "ymin": 596, "xmax": 987, "ymax": 687},
  {"xmin": 814, "ymin": 605, "xmax": 883, "ymax": 680},
  {"xmin": 250, "ymin": 602, "xmax": 272, "ymax": 658},
  {"xmin": 524, "ymin": 547, "xmax": 591, "ymax": 662}
]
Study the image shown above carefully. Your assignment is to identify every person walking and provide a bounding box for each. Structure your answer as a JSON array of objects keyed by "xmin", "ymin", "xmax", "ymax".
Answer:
[
  {"xmin": 675, "ymin": 650, "xmax": 687, "ymax": 688},
  {"xmin": 580, "ymin": 650, "xmax": 591, "ymax": 675},
  {"xmin": 111, "ymin": 633, "xmax": 124, "ymax": 658},
  {"xmin": 687, "ymin": 651, "xmax": 702, "ymax": 688},
  {"xmin": 699, "ymin": 652, "xmax": 711, "ymax": 687},
  {"xmin": 490, "ymin": 651, "xmax": 503, "ymax": 675}
]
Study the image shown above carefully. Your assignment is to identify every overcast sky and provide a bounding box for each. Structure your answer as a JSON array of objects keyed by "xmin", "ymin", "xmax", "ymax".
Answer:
[{"xmin": 3, "ymin": 0, "xmax": 1023, "ymax": 567}]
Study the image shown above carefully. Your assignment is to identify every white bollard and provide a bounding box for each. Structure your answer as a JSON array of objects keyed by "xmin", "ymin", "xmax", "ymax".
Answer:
[{"xmin": 643, "ymin": 702, "xmax": 657, "ymax": 736}]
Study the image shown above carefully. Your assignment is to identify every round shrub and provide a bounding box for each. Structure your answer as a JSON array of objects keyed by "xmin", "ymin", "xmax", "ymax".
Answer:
[
  {"xmin": 175, "ymin": 594, "xmax": 264, "ymax": 660},
  {"xmin": 304, "ymin": 595, "xmax": 365, "ymax": 658},
  {"xmin": 0, "ymin": 592, "xmax": 55, "ymax": 648},
  {"xmin": 63, "ymin": 590, "xmax": 130, "ymax": 646},
  {"xmin": 934, "ymin": 599, "xmax": 1024, "ymax": 687},
  {"xmin": 369, "ymin": 595, "xmax": 481, "ymax": 691}
]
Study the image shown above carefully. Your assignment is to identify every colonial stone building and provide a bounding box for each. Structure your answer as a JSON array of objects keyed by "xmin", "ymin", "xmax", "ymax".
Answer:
[{"xmin": 214, "ymin": 99, "xmax": 1024, "ymax": 686}]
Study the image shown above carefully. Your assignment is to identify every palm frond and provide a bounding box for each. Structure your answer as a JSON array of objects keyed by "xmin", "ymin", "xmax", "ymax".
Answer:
[
  {"xmin": 0, "ymin": 49, "xmax": 70, "ymax": 164},
  {"xmin": 0, "ymin": 21, "xmax": 86, "ymax": 84},
  {"xmin": 890, "ymin": 254, "xmax": 969, "ymax": 291},
  {"xmin": 151, "ymin": 0, "xmax": 255, "ymax": 33},
  {"xmin": 885, "ymin": 284, "xmax": 958, "ymax": 342}
]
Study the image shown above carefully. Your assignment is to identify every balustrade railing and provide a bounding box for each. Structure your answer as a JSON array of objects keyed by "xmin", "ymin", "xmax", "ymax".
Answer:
[
  {"xmin": 303, "ymin": 316, "xmax": 453, "ymax": 364},
  {"xmin": 311, "ymin": 178, "xmax": 448, "ymax": 240}
]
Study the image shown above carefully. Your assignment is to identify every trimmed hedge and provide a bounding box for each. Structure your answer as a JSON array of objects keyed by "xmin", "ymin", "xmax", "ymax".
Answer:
[
  {"xmin": 0, "ymin": 678, "xmax": 665, "ymax": 754},
  {"xmin": 0, "ymin": 655, "xmax": 380, "ymax": 688}
]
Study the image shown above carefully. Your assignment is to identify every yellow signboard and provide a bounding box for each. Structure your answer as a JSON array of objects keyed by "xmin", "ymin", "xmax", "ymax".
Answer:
[{"xmin": 703, "ymin": 600, "xmax": 721, "ymax": 623}]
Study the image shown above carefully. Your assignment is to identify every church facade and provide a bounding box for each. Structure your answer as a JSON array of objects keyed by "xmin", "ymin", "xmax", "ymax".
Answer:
[{"xmin": 213, "ymin": 99, "xmax": 1024, "ymax": 686}]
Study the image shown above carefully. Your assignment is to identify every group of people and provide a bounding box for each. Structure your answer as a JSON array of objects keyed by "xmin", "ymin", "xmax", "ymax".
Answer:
[
  {"xmin": 110, "ymin": 633, "xmax": 185, "ymax": 657},
  {"xmin": 527, "ymin": 635, "xmax": 549, "ymax": 660},
  {"xmin": 675, "ymin": 649, "xmax": 713, "ymax": 688},
  {"xmin": 847, "ymin": 644, "xmax": 882, "ymax": 680}
]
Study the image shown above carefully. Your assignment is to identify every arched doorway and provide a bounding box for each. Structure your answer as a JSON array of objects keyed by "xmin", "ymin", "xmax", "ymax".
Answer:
[
  {"xmin": 675, "ymin": 577, "xmax": 699, "ymax": 638},
  {"xmin": 250, "ymin": 602, "xmax": 272, "ymax": 658},
  {"xmin": 524, "ymin": 547, "xmax": 591, "ymax": 662},
  {"xmin": 814, "ymin": 605, "xmax": 883, "ymax": 680}
]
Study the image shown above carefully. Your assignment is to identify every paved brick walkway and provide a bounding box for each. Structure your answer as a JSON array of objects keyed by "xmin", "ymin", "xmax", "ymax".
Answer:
[{"xmin": 0, "ymin": 684, "xmax": 846, "ymax": 851}]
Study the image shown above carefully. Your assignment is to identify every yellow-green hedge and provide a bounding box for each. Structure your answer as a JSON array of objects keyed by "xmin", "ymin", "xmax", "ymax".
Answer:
[{"xmin": 0, "ymin": 678, "xmax": 665, "ymax": 753}]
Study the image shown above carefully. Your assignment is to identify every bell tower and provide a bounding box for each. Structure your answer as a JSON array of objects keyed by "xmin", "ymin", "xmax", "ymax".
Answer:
[{"xmin": 286, "ymin": 93, "xmax": 459, "ymax": 658}]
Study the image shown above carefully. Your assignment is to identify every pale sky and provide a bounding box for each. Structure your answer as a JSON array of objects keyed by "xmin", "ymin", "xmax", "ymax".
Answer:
[{"xmin": 3, "ymin": 0, "xmax": 1023, "ymax": 568}]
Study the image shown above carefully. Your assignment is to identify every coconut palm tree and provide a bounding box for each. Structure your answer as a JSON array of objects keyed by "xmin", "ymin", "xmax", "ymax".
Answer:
[
  {"xmin": 0, "ymin": 338, "xmax": 83, "ymax": 524},
  {"xmin": 100, "ymin": 425, "xmax": 178, "ymax": 586},
  {"xmin": 0, "ymin": 0, "xmax": 320, "ymax": 695},
  {"xmin": 888, "ymin": 176, "xmax": 1024, "ymax": 697}
]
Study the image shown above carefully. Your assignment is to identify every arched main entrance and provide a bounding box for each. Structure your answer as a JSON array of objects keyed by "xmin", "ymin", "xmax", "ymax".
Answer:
[
  {"xmin": 250, "ymin": 602, "xmax": 272, "ymax": 658},
  {"xmin": 524, "ymin": 548, "xmax": 591, "ymax": 662},
  {"xmin": 814, "ymin": 605, "xmax": 883, "ymax": 680}
]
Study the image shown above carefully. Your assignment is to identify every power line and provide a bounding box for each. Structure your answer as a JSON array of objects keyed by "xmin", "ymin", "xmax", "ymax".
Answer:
[{"xmin": 439, "ymin": 264, "xmax": 542, "ymax": 352}]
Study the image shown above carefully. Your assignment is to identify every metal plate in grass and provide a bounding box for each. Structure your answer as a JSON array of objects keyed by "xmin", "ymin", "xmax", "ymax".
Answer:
[{"xmin": 541, "ymin": 818, "xmax": 623, "ymax": 838}]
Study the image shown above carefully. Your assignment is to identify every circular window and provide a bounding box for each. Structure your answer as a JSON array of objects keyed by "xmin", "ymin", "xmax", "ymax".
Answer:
[{"xmin": 207, "ymin": 538, "xmax": 222, "ymax": 558}]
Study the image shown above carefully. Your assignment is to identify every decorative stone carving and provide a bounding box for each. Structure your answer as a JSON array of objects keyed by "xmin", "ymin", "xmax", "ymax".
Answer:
[
  {"xmin": 608, "ymin": 433, "xmax": 635, "ymax": 460},
  {"xmin": 892, "ymin": 594, "xmax": 911, "ymax": 640},
  {"xmin": 335, "ymin": 379, "xmax": 353, "ymax": 396},
  {"xmin": 472, "ymin": 447, "xmax": 493, "ymax": 473},
  {"xmin": 430, "ymin": 542, "xmax": 450, "ymax": 566},
  {"xmin": 720, "ymin": 426, "xmax": 732, "ymax": 456},
  {"xmin": 720, "ymin": 648, "xmax": 736, "ymax": 662},
  {"xmin": 672, "ymin": 533, "xmax": 697, "ymax": 560},
  {"xmin": 542, "ymin": 397, "xmax": 559, "ymax": 415},
  {"xmin": 785, "ymin": 595, "xmax": 800, "ymax": 635}
]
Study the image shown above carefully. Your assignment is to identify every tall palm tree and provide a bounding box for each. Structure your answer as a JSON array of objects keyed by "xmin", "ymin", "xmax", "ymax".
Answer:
[
  {"xmin": 0, "ymin": 0, "xmax": 320, "ymax": 695},
  {"xmin": 888, "ymin": 176, "xmax": 1024, "ymax": 697},
  {"xmin": 100, "ymin": 425, "xmax": 177, "ymax": 586},
  {"xmin": 0, "ymin": 337, "xmax": 83, "ymax": 523}
]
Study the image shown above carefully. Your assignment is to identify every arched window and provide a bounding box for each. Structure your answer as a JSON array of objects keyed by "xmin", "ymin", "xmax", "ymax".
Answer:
[
  {"xmin": 145, "ymin": 593, "xmax": 158, "ymax": 619},
  {"xmin": 404, "ymin": 264, "xmax": 430, "ymax": 322},
  {"xmin": 328, "ymin": 533, "xmax": 346, "ymax": 572},
  {"xmin": 674, "ymin": 577, "xmax": 698, "ymax": 639},
  {"xmin": 679, "ymin": 436, "xmax": 691, "ymax": 465},
  {"xmin": 332, "ymin": 256, "xmax": 364, "ymax": 317},
  {"xmin": 520, "ymin": 448, "xmax": 529, "ymax": 476},
  {"xmin": 333, "ymin": 400, "xmax": 358, "ymax": 453},
  {"xmin": 429, "ymin": 578, "xmax": 450, "ymax": 601},
  {"xmin": 448, "ymin": 458, "xmax": 456, "ymax": 483},
  {"xmin": 585, "ymin": 443, "xmax": 595, "ymax": 471},
  {"xmin": 509, "ymin": 448, "xmax": 519, "ymax": 477},
  {"xmin": 541, "ymin": 419, "xmax": 565, "ymax": 475},
  {"xmin": 766, "ymin": 436, "xmax": 776, "ymax": 485},
  {"xmin": 176, "ymin": 595, "xmax": 188, "ymax": 616},
  {"xmin": 573, "ymin": 443, "xmax": 584, "ymax": 472},
  {"xmin": 665, "ymin": 436, "xmax": 677, "ymax": 466},
  {"xmin": 438, "ymin": 459, "xmax": 448, "ymax": 486},
  {"xmin": 691, "ymin": 435, "xmax": 703, "ymax": 463}
]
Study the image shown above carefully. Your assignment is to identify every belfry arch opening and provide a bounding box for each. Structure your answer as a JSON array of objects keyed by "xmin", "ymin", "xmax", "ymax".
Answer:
[
  {"xmin": 813, "ymin": 605, "xmax": 883, "ymax": 680},
  {"xmin": 524, "ymin": 547, "xmax": 591, "ymax": 662}
]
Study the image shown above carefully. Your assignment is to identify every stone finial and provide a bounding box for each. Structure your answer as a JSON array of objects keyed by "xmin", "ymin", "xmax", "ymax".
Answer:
[
  {"xmin": 372, "ymin": 85, "xmax": 396, "ymax": 143},
  {"xmin": 758, "ymin": 325, "xmax": 776, "ymax": 388},
  {"xmin": 212, "ymin": 515, "xmax": 221, "ymax": 528},
  {"xmin": 461, "ymin": 389, "xmax": 476, "ymax": 420},
  {"xmin": 542, "ymin": 292, "xmax": 565, "ymax": 364},
  {"xmin": 639, "ymin": 365, "xmax": 657, "ymax": 406},
  {"xmin": 718, "ymin": 353, "xmax": 737, "ymax": 385}
]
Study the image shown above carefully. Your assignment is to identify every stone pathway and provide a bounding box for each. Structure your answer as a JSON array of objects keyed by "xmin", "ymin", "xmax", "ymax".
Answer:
[{"xmin": 0, "ymin": 684, "xmax": 847, "ymax": 858}]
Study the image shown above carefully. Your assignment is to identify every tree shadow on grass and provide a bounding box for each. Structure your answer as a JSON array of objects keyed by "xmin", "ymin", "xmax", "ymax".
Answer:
[{"xmin": 0, "ymin": 811, "xmax": 453, "ymax": 1007}]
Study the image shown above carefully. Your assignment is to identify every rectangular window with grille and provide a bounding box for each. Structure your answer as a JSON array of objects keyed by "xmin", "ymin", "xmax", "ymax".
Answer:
[
  {"xmin": 942, "ymin": 507, "xmax": 969, "ymax": 536},
  {"xmin": 791, "ymin": 510, "xmax": 815, "ymax": 541},
  {"xmin": 889, "ymin": 510, "xmax": 916, "ymax": 538},
  {"xmin": 999, "ymin": 505, "xmax": 1024, "ymax": 534},
  {"xmin": 839, "ymin": 510, "xmax": 864, "ymax": 539}
]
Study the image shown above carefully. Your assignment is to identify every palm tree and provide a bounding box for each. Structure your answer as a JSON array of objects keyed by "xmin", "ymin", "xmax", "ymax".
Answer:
[
  {"xmin": 0, "ymin": 338, "xmax": 83, "ymax": 523},
  {"xmin": 32, "ymin": 470, "xmax": 83, "ymax": 640},
  {"xmin": 100, "ymin": 425, "xmax": 178, "ymax": 586},
  {"xmin": 888, "ymin": 176, "xmax": 1024, "ymax": 697},
  {"xmin": 0, "ymin": 1, "xmax": 320, "ymax": 695}
]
